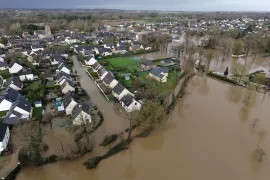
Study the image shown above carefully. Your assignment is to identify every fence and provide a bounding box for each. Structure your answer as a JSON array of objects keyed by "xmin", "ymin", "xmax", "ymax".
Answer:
[{"xmin": 1, "ymin": 162, "xmax": 21, "ymax": 180}]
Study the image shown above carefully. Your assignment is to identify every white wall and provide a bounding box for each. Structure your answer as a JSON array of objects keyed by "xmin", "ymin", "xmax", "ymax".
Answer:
[
  {"xmin": 118, "ymin": 89, "xmax": 133, "ymax": 100},
  {"xmin": 85, "ymin": 58, "xmax": 97, "ymax": 66},
  {"xmin": 0, "ymin": 100, "xmax": 12, "ymax": 111},
  {"xmin": 123, "ymin": 100, "xmax": 142, "ymax": 112},
  {"xmin": 19, "ymin": 74, "xmax": 34, "ymax": 81},
  {"xmin": 0, "ymin": 127, "xmax": 10, "ymax": 153}
]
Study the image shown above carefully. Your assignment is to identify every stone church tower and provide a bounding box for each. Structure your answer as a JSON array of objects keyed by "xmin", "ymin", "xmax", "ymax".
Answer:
[{"xmin": 45, "ymin": 25, "xmax": 52, "ymax": 37}]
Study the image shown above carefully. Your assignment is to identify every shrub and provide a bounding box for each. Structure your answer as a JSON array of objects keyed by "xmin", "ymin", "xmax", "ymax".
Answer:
[
  {"xmin": 83, "ymin": 156, "xmax": 103, "ymax": 169},
  {"xmin": 99, "ymin": 134, "xmax": 118, "ymax": 146},
  {"xmin": 103, "ymin": 139, "xmax": 132, "ymax": 159},
  {"xmin": 44, "ymin": 155, "xmax": 59, "ymax": 164}
]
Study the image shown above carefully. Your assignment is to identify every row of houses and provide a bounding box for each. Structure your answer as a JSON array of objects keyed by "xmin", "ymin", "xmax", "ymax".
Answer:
[{"xmin": 88, "ymin": 58, "xmax": 141, "ymax": 112}]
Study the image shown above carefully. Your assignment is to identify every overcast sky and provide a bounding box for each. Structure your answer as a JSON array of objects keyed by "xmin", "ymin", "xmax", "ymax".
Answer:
[{"xmin": 1, "ymin": 0, "xmax": 270, "ymax": 11}]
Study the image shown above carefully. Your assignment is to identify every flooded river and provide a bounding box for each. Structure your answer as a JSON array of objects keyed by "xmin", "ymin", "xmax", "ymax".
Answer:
[{"xmin": 17, "ymin": 76, "xmax": 270, "ymax": 180}]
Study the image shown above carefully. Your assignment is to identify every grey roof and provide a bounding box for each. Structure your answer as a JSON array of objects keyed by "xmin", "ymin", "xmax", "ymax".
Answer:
[
  {"xmin": 103, "ymin": 72, "xmax": 115, "ymax": 85},
  {"xmin": 56, "ymin": 71, "xmax": 71, "ymax": 82},
  {"xmin": 3, "ymin": 117, "xmax": 22, "ymax": 125},
  {"xmin": 161, "ymin": 59, "xmax": 173, "ymax": 64},
  {"xmin": 113, "ymin": 82, "xmax": 125, "ymax": 95},
  {"xmin": 62, "ymin": 92, "xmax": 74, "ymax": 108},
  {"xmin": 120, "ymin": 94, "xmax": 134, "ymax": 107},
  {"xmin": 92, "ymin": 62, "xmax": 101, "ymax": 70},
  {"xmin": 150, "ymin": 67, "xmax": 169, "ymax": 79},
  {"xmin": 0, "ymin": 88, "xmax": 19, "ymax": 102},
  {"xmin": 142, "ymin": 60, "xmax": 155, "ymax": 66},
  {"xmin": 71, "ymin": 104, "xmax": 91, "ymax": 119},
  {"xmin": 17, "ymin": 96, "xmax": 32, "ymax": 113},
  {"xmin": 18, "ymin": 68, "xmax": 33, "ymax": 76},
  {"xmin": 10, "ymin": 110, "xmax": 22, "ymax": 118},
  {"xmin": 97, "ymin": 67, "xmax": 107, "ymax": 77},
  {"xmin": 61, "ymin": 80, "xmax": 74, "ymax": 89},
  {"xmin": 10, "ymin": 76, "xmax": 23, "ymax": 89},
  {"xmin": 85, "ymin": 55, "xmax": 95, "ymax": 62},
  {"xmin": 0, "ymin": 61, "xmax": 7, "ymax": 68},
  {"xmin": 0, "ymin": 123, "xmax": 8, "ymax": 141}
]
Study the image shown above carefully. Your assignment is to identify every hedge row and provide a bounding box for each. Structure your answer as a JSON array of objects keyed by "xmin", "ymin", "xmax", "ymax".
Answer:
[
  {"xmin": 99, "ymin": 134, "xmax": 119, "ymax": 146},
  {"xmin": 84, "ymin": 139, "xmax": 132, "ymax": 169},
  {"xmin": 101, "ymin": 49, "xmax": 158, "ymax": 59}
]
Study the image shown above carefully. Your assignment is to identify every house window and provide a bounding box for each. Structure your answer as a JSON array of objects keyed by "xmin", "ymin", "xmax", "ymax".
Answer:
[{"xmin": 135, "ymin": 103, "xmax": 137, "ymax": 105}]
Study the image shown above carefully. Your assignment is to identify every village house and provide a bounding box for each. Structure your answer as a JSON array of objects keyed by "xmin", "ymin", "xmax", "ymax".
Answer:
[
  {"xmin": 8, "ymin": 62, "xmax": 23, "ymax": 74},
  {"xmin": 0, "ymin": 88, "xmax": 19, "ymax": 111},
  {"xmin": 120, "ymin": 94, "xmax": 141, "ymax": 112},
  {"xmin": 18, "ymin": 68, "xmax": 34, "ymax": 81},
  {"xmin": 129, "ymin": 41, "xmax": 144, "ymax": 52},
  {"xmin": 61, "ymin": 81, "xmax": 75, "ymax": 94},
  {"xmin": 113, "ymin": 45, "xmax": 128, "ymax": 54},
  {"xmin": 112, "ymin": 82, "xmax": 133, "ymax": 100},
  {"xmin": 0, "ymin": 124, "xmax": 10, "ymax": 153},
  {"xmin": 102, "ymin": 72, "xmax": 118, "ymax": 89},
  {"xmin": 31, "ymin": 44, "xmax": 44, "ymax": 52},
  {"xmin": 6, "ymin": 76, "xmax": 23, "ymax": 91},
  {"xmin": 97, "ymin": 67, "xmax": 108, "ymax": 80},
  {"xmin": 10, "ymin": 96, "xmax": 32, "ymax": 120},
  {"xmin": 85, "ymin": 55, "xmax": 97, "ymax": 66},
  {"xmin": 141, "ymin": 60, "xmax": 156, "ymax": 70},
  {"xmin": 149, "ymin": 67, "xmax": 169, "ymax": 83},
  {"xmin": 92, "ymin": 62, "xmax": 102, "ymax": 72},
  {"xmin": 62, "ymin": 91, "xmax": 78, "ymax": 115},
  {"xmin": 71, "ymin": 104, "xmax": 91, "ymax": 125},
  {"xmin": 56, "ymin": 71, "xmax": 72, "ymax": 85},
  {"xmin": 58, "ymin": 62, "xmax": 71, "ymax": 75},
  {"xmin": 0, "ymin": 61, "xmax": 8, "ymax": 71}
]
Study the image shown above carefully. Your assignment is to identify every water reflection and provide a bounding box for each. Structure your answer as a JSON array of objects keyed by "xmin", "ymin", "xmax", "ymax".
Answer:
[
  {"xmin": 198, "ymin": 75, "xmax": 210, "ymax": 96},
  {"xmin": 137, "ymin": 130, "xmax": 165, "ymax": 151},
  {"xmin": 123, "ymin": 149, "xmax": 136, "ymax": 179},
  {"xmin": 226, "ymin": 86, "xmax": 243, "ymax": 103}
]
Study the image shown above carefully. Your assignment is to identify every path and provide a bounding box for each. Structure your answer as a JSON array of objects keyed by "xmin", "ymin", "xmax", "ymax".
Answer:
[{"xmin": 72, "ymin": 56, "xmax": 128, "ymax": 142}]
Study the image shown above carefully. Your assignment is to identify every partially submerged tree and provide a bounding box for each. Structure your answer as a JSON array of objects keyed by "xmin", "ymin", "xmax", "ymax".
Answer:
[{"xmin": 131, "ymin": 101, "xmax": 166, "ymax": 132}]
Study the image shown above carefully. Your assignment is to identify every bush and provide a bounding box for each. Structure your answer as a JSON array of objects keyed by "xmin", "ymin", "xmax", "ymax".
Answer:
[
  {"xmin": 103, "ymin": 139, "xmax": 132, "ymax": 159},
  {"xmin": 207, "ymin": 71, "xmax": 237, "ymax": 85},
  {"xmin": 83, "ymin": 156, "xmax": 103, "ymax": 169},
  {"xmin": 136, "ymin": 130, "xmax": 151, "ymax": 138},
  {"xmin": 99, "ymin": 134, "xmax": 118, "ymax": 146},
  {"xmin": 44, "ymin": 155, "xmax": 59, "ymax": 164}
]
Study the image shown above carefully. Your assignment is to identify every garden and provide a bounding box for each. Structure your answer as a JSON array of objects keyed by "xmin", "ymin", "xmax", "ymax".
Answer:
[{"xmin": 103, "ymin": 56, "xmax": 140, "ymax": 72}]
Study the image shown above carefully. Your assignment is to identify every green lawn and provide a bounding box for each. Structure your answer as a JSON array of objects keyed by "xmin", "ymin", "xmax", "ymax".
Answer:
[
  {"xmin": 32, "ymin": 107, "xmax": 43, "ymax": 119},
  {"xmin": 105, "ymin": 57, "xmax": 139, "ymax": 71},
  {"xmin": 0, "ymin": 111, "xmax": 8, "ymax": 117},
  {"xmin": 138, "ymin": 71, "xmax": 149, "ymax": 79}
]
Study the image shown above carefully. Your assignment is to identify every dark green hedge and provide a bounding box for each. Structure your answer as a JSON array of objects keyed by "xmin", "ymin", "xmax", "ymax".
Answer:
[{"xmin": 99, "ymin": 134, "xmax": 118, "ymax": 146}]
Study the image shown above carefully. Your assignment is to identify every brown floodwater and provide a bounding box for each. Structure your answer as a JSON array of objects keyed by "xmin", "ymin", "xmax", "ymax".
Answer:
[{"xmin": 17, "ymin": 76, "xmax": 270, "ymax": 180}]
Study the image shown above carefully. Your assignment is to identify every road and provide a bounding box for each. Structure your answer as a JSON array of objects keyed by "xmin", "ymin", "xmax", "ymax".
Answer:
[{"xmin": 72, "ymin": 56, "xmax": 128, "ymax": 138}]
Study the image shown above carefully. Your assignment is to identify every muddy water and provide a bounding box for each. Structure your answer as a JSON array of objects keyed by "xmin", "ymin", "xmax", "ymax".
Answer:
[{"xmin": 17, "ymin": 77, "xmax": 270, "ymax": 180}]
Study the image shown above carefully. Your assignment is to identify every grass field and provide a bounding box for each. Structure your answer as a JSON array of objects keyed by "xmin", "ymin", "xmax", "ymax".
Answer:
[{"xmin": 105, "ymin": 57, "xmax": 139, "ymax": 71}]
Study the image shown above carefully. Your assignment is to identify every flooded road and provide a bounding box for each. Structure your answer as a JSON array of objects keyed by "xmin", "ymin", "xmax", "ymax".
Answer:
[{"xmin": 17, "ymin": 76, "xmax": 270, "ymax": 180}]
